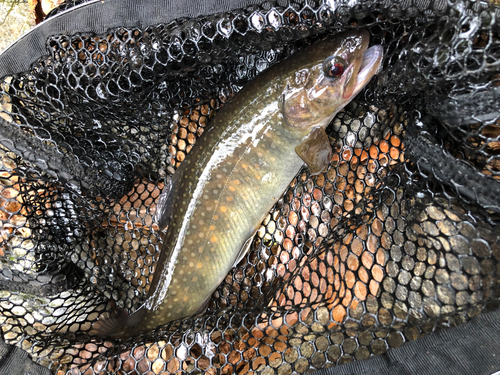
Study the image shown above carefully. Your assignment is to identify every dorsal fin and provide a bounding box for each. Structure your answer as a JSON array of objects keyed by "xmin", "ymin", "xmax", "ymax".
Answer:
[{"xmin": 155, "ymin": 168, "xmax": 183, "ymax": 230}]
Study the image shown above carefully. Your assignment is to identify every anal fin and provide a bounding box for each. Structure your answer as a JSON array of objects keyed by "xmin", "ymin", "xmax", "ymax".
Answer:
[
  {"xmin": 294, "ymin": 127, "xmax": 332, "ymax": 175},
  {"xmin": 233, "ymin": 230, "xmax": 258, "ymax": 267}
]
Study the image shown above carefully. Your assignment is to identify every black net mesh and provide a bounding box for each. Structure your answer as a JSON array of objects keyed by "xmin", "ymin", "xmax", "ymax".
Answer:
[{"xmin": 0, "ymin": 0, "xmax": 499, "ymax": 373}]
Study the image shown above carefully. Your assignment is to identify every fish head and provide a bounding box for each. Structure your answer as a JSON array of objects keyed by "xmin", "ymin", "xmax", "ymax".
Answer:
[{"xmin": 282, "ymin": 29, "xmax": 383, "ymax": 129}]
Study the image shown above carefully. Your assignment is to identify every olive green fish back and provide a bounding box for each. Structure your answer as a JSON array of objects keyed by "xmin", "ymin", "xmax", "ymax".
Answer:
[{"xmin": 0, "ymin": 0, "xmax": 499, "ymax": 374}]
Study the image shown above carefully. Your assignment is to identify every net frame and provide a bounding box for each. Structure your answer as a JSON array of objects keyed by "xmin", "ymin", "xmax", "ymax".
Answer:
[{"xmin": 0, "ymin": 0, "xmax": 499, "ymax": 374}]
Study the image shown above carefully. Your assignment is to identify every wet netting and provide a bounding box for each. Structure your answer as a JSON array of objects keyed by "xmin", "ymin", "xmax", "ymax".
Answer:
[{"xmin": 0, "ymin": 0, "xmax": 499, "ymax": 374}]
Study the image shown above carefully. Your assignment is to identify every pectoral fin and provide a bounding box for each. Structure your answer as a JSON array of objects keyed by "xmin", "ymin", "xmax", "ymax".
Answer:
[
  {"xmin": 88, "ymin": 300, "xmax": 129, "ymax": 338},
  {"xmin": 295, "ymin": 127, "xmax": 332, "ymax": 175}
]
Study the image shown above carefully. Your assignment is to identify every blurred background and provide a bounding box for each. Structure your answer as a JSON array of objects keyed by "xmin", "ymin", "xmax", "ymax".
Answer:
[
  {"xmin": 0, "ymin": 0, "xmax": 33, "ymax": 53},
  {"xmin": 0, "ymin": 0, "xmax": 68, "ymax": 53}
]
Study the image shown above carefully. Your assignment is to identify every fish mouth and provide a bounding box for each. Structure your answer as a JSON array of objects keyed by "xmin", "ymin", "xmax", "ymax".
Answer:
[{"xmin": 351, "ymin": 45, "xmax": 384, "ymax": 97}]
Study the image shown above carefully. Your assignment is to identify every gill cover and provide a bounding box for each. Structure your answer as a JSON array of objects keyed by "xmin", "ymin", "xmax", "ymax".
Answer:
[{"xmin": 283, "ymin": 30, "xmax": 383, "ymax": 174}]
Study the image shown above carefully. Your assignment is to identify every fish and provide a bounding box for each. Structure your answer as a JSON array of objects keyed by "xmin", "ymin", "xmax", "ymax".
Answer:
[{"xmin": 90, "ymin": 29, "xmax": 383, "ymax": 338}]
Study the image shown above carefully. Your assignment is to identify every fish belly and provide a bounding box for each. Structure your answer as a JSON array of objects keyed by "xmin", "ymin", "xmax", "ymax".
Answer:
[{"xmin": 141, "ymin": 108, "xmax": 307, "ymax": 329}]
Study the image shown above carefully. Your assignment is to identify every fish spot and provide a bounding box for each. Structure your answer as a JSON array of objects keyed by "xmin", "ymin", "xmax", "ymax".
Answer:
[
  {"xmin": 220, "ymin": 206, "xmax": 227, "ymax": 213},
  {"xmin": 197, "ymin": 262, "xmax": 203, "ymax": 269},
  {"xmin": 183, "ymin": 296, "xmax": 189, "ymax": 302},
  {"xmin": 209, "ymin": 225, "xmax": 216, "ymax": 231},
  {"xmin": 233, "ymin": 179, "xmax": 241, "ymax": 185},
  {"xmin": 227, "ymin": 196, "xmax": 234, "ymax": 202},
  {"xmin": 213, "ymin": 190, "xmax": 219, "ymax": 195},
  {"xmin": 198, "ymin": 232, "xmax": 205, "ymax": 238},
  {"xmin": 192, "ymin": 276, "xmax": 197, "ymax": 282},
  {"xmin": 216, "ymin": 174, "xmax": 223, "ymax": 179},
  {"xmin": 229, "ymin": 186, "xmax": 236, "ymax": 192},
  {"xmin": 213, "ymin": 215, "xmax": 219, "ymax": 220},
  {"xmin": 210, "ymin": 235, "xmax": 217, "ymax": 243},
  {"xmin": 241, "ymin": 163, "xmax": 248, "ymax": 169}
]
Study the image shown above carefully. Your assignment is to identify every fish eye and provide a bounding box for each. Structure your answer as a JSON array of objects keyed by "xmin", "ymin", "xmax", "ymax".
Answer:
[{"xmin": 323, "ymin": 56, "xmax": 346, "ymax": 78}]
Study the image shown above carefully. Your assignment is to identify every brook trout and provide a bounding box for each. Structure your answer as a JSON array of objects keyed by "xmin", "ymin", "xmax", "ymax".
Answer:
[{"xmin": 91, "ymin": 30, "xmax": 383, "ymax": 338}]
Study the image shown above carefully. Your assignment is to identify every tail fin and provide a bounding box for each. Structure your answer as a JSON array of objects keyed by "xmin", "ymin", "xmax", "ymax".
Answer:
[{"xmin": 88, "ymin": 301, "xmax": 129, "ymax": 338}]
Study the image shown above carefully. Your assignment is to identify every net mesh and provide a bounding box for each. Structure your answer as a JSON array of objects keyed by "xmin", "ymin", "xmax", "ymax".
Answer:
[{"xmin": 0, "ymin": 0, "xmax": 499, "ymax": 373}]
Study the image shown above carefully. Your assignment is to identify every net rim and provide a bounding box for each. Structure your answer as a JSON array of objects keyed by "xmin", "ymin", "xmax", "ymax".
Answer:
[{"xmin": 0, "ymin": 0, "xmax": 270, "ymax": 78}]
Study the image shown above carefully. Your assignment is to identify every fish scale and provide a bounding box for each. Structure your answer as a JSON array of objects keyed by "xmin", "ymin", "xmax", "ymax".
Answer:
[
  {"xmin": 90, "ymin": 30, "xmax": 383, "ymax": 337},
  {"xmin": 141, "ymin": 82, "xmax": 307, "ymax": 331}
]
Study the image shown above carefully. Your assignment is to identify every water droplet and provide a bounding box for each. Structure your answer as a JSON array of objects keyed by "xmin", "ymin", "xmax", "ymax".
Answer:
[
  {"xmin": 267, "ymin": 9, "xmax": 282, "ymax": 29},
  {"xmin": 364, "ymin": 112, "xmax": 376, "ymax": 127},
  {"xmin": 256, "ymin": 58, "xmax": 268, "ymax": 72},
  {"xmin": 251, "ymin": 12, "xmax": 265, "ymax": 31},
  {"xmin": 218, "ymin": 18, "xmax": 232, "ymax": 37},
  {"xmin": 95, "ymin": 83, "xmax": 108, "ymax": 100},
  {"xmin": 345, "ymin": 131, "xmax": 357, "ymax": 147}
]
